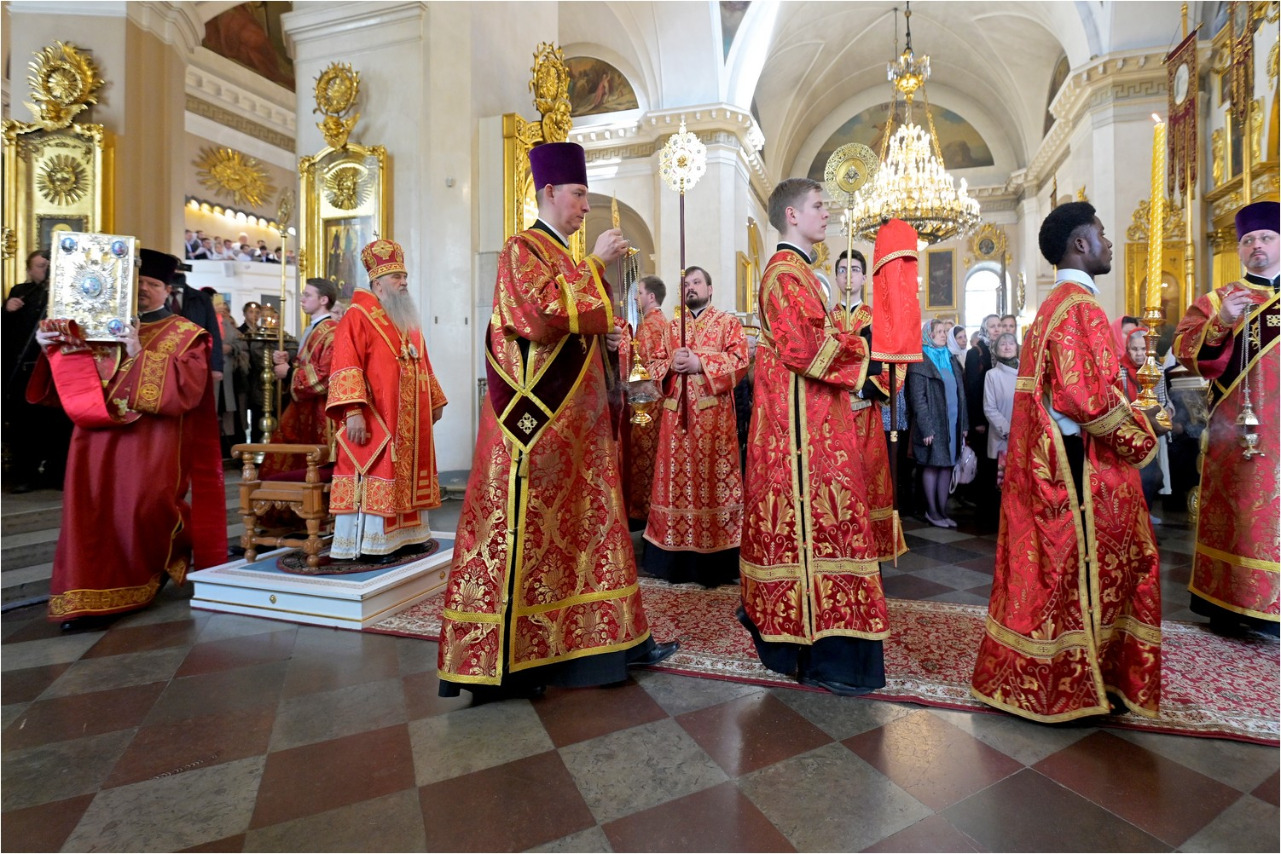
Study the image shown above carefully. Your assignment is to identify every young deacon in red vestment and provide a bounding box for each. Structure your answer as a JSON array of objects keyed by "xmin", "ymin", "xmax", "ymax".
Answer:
[
  {"xmin": 738, "ymin": 178, "xmax": 889, "ymax": 697},
  {"xmin": 31, "ymin": 249, "xmax": 226, "ymax": 629},
  {"xmin": 643, "ymin": 266, "xmax": 748, "ymax": 587},
  {"xmin": 438, "ymin": 142, "xmax": 677, "ymax": 702},
  {"xmin": 626, "ymin": 275, "xmax": 668, "ymax": 525},
  {"xmin": 261, "ymin": 277, "xmax": 339, "ymax": 479},
  {"xmin": 326, "ymin": 240, "xmax": 447, "ymax": 563},
  {"xmin": 1172, "ymin": 200, "xmax": 1279, "ymax": 636},
  {"xmin": 972, "ymin": 202, "xmax": 1169, "ymax": 722},
  {"xmin": 833, "ymin": 248, "xmax": 907, "ymax": 563}
]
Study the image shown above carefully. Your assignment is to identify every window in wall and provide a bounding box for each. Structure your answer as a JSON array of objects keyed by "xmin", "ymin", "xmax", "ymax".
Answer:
[{"xmin": 963, "ymin": 267, "xmax": 1002, "ymax": 335}]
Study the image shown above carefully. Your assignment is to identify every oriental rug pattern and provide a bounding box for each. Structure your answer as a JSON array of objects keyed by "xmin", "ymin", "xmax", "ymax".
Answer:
[{"xmin": 369, "ymin": 577, "xmax": 1280, "ymax": 745}]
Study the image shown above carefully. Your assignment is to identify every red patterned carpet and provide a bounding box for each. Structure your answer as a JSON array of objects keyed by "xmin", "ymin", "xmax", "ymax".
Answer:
[{"xmin": 370, "ymin": 577, "xmax": 1280, "ymax": 745}]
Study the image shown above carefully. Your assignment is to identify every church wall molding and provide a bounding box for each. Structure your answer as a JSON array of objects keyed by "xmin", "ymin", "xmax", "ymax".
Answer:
[
  {"xmin": 282, "ymin": 1, "xmax": 427, "ymax": 59},
  {"xmin": 185, "ymin": 57, "xmax": 296, "ymax": 148}
]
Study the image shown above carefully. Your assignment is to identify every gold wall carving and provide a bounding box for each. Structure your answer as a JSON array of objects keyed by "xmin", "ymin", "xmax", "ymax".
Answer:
[
  {"xmin": 502, "ymin": 43, "xmax": 584, "ymax": 260},
  {"xmin": 298, "ymin": 62, "xmax": 389, "ymax": 301},
  {"xmin": 195, "ymin": 146, "xmax": 277, "ymax": 208},
  {"xmin": 3, "ymin": 42, "xmax": 112, "ymax": 294}
]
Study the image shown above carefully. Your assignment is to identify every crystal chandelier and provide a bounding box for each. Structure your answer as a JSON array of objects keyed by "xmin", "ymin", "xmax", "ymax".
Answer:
[{"xmin": 850, "ymin": 3, "xmax": 981, "ymax": 244}]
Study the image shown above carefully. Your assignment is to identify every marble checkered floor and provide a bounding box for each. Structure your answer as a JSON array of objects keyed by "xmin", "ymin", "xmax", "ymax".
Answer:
[{"xmin": 2, "ymin": 496, "xmax": 1277, "ymax": 851}]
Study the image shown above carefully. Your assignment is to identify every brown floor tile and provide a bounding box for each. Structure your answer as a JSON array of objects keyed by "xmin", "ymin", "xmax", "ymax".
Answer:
[
  {"xmin": 146, "ymin": 661, "xmax": 288, "ymax": 725},
  {"xmin": 176, "ymin": 630, "xmax": 298, "ymax": 678},
  {"xmin": 182, "ymin": 834, "xmax": 246, "ymax": 852},
  {"xmin": 0, "ymin": 793, "xmax": 96, "ymax": 853},
  {"xmin": 603, "ymin": 780, "xmax": 795, "ymax": 852},
  {"xmin": 957, "ymin": 555, "xmax": 997, "ymax": 573},
  {"xmin": 2, "ymin": 617, "xmax": 76, "ymax": 645},
  {"xmin": 81, "ymin": 619, "xmax": 202, "ymax": 659},
  {"xmin": 844, "ymin": 709, "xmax": 1022, "ymax": 810},
  {"xmin": 1253, "ymin": 770, "xmax": 1280, "ymax": 807},
  {"xmin": 250, "ymin": 724, "xmax": 416, "ymax": 829},
  {"xmin": 862, "ymin": 814, "xmax": 982, "ymax": 852},
  {"xmin": 943, "ymin": 768, "xmax": 1169, "ymax": 852},
  {"xmin": 955, "ymin": 537, "xmax": 998, "ymax": 556},
  {"xmin": 1033, "ymin": 730, "xmax": 1241, "ymax": 847},
  {"xmin": 402, "ymin": 669, "xmax": 471, "ymax": 720},
  {"xmin": 104, "ymin": 706, "xmax": 276, "ymax": 788},
  {"xmin": 882, "ymin": 574, "xmax": 954, "ymax": 600},
  {"xmin": 534, "ymin": 680, "xmax": 669, "ymax": 748},
  {"xmin": 676, "ymin": 693, "xmax": 832, "ymax": 777},
  {"xmin": 281, "ymin": 628, "xmax": 403, "ymax": 698},
  {"xmin": 2, "ymin": 662, "xmax": 71, "ymax": 704},
  {"xmin": 418, "ymin": 750, "xmax": 595, "ymax": 850},
  {"xmin": 3, "ymin": 682, "xmax": 166, "ymax": 751}
]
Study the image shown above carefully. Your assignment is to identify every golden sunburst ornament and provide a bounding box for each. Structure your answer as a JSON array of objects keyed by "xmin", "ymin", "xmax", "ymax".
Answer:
[
  {"xmin": 36, "ymin": 154, "xmax": 88, "ymax": 205},
  {"xmin": 324, "ymin": 162, "xmax": 372, "ymax": 210},
  {"xmin": 194, "ymin": 146, "xmax": 276, "ymax": 208},
  {"xmin": 25, "ymin": 41, "xmax": 103, "ymax": 130},
  {"xmin": 313, "ymin": 63, "xmax": 361, "ymax": 149}
]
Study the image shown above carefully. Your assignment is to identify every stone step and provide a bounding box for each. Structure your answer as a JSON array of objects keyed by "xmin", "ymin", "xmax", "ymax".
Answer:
[
  {"xmin": 1, "ymin": 529, "xmax": 58, "ymax": 572},
  {"xmin": 1, "ymin": 563, "xmax": 52, "ymax": 608}
]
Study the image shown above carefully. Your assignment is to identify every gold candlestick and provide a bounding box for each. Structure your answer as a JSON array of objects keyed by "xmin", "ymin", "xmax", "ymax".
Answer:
[{"xmin": 1137, "ymin": 115, "xmax": 1171, "ymax": 430}]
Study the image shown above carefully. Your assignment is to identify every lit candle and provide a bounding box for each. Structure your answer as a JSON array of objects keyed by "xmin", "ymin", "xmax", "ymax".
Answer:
[{"xmin": 1148, "ymin": 116, "xmax": 1166, "ymax": 311}]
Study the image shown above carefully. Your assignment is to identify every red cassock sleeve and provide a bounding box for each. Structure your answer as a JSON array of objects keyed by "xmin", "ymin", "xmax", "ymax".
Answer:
[
  {"xmin": 499, "ymin": 234, "xmax": 614, "ymax": 344},
  {"xmin": 764, "ymin": 263, "xmax": 867, "ymax": 390},
  {"xmin": 1047, "ymin": 296, "xmax": 1158, "ymax": 467}
]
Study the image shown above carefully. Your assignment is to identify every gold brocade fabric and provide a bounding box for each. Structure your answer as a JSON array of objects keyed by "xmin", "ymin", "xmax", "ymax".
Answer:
[
  {"xmin": 971, "ymin": 283, "xmax": 1163, "ymax": 722},
  {"xmin": 438, "ymin": 229, "xmax": 650, "ymax": 685},
  {"xmin": 1173, "ymin": 283, "xmax": 1280, "ymax": 621},
  {"xmin": 626, "ymin": 309, "xmax": 667, "ymax": 520},
  {"xmin": 739, "ymin": 249, "xmax": 888, "ymax": 644},
  {"xmin": 325, "ymin": 289, "xmax": 445, "ymax": 518},
  {"xmin": 643, "ymin": 306, "xmax": 748, "ymax": 553}
]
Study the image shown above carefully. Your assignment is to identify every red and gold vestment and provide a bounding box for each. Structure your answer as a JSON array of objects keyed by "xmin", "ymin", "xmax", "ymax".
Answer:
[
  {"xmin": 438, "ymin": 227, "xmax": 651, "ymax": 686},
  {"xmin": 971, "ymin": 280, "xmax": 1162, "ymax": 721},
  {"xmin": 260, "ymin": 315, "xmax": 337, "ymax": 478},
  {"xmin": 1172, "ymin": 280, "xmax": 1279, "ymax": 623},
  {"xmin": 840, "ymin": 304, "xmax": 908, "ymax": 562},
  {"xmin": 326, "ymin": 290, "xmax": 446, "ymax": 527},
  {"xmin": 739, "ymin": 248, "xmax": 889, "ymax": 643},
  {"xmin": 644, "ymin": 305, "xmax": 748, "ymax": 554},
  {"xmin": 626, "ymin": 307, "xmax": 667, "ymax": 521},
  {"xmin": 30, "ymin": 314, "xmax": 225, "ymax": 620}
]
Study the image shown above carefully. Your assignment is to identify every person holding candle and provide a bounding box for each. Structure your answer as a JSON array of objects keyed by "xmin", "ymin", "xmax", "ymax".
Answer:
[
  {"xmin": 971, "ymin": 202, "xmax": 1170, "ymax": 722},
  {"xmin": 1172, "ymin": 200, "xmax": 1279, "ymax": 637}
]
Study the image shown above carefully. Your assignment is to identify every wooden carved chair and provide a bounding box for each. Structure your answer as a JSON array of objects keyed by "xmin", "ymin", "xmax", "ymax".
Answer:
[{"xmin": 231, "ymin": 443, "xmax": 334, "ymax": 567}]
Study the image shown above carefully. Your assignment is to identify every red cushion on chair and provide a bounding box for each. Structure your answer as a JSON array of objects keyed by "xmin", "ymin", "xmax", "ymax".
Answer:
[{"xmin": 262, "ymin": 462, "xmax": 336, "ymax": 483}]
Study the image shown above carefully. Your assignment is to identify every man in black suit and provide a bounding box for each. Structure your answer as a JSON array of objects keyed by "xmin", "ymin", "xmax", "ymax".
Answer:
[{"xmin": 167, "ymin": 269, "xmax": 224, "ymax": 379}]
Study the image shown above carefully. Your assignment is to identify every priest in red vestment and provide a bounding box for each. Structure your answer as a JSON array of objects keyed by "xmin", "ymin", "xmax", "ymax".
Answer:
[
  {"xmin": 438, "ymin": 141, "xmax": 677, "ymax": 702},
  {"xmin": 626, "ymin": 275, "xmax": 667, "ymax": 526},
  {"xmin": 261, "ymin": 277, "xmax": 340, "ymax": 480},
  {"xmin": 1172, "ymin": 200, "xmax": 1279, "ymax": 635},
  {"xmin": 325, "ymin": 240, "xmax": 447, "ymax": 563},
  {"xmin": 738, "ymin": 177, "xmax": 889, "ymax": 697},
  {"xmin": 972, "ymin": 202, "xmax": 1168, "ymax": 722},
  {"xmin": 31, "ymin": 249, "xmax": 225, "ymax": 628},
  {"xmin": 642, "ymin": 266, "xmax": 748, "ymax": 586},
  {"xmin": 834, "ymin": 248, "xmax": 907, "ymax": 563}
]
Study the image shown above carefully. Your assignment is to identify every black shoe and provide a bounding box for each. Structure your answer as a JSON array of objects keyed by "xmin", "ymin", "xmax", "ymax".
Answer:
[
  {"xmin": 396, "ymin": 541, "xmax": 430, "ymax": 557},
  {"xmin": 362, "ymin": 552, "xmax": 402, "ymax": 566},
  {"xmin": 59, "ymin": 614, "xmax": 116, "ymax": 632},
  {"xmin": 628, "ymin": 640, "xmax": 680, "ymax": 667},
  {"xmin": 797, "ymin": 674, "xmax": 877, "ymax": 697},
  {"xmin": 468, "ymin": 683, "xmax": 546, "ymax": 705}
]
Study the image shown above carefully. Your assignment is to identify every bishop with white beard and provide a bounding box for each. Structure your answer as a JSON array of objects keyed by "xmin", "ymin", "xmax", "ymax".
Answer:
[{"xmin": 325, "ymin": 239, "xmax": 448, "ymax": 563}]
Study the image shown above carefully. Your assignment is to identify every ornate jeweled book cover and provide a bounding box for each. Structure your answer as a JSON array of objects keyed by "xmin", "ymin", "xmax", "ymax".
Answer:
[{"xmin": 49, "ymin": 232, "xmax": 137, "ymax": 341}]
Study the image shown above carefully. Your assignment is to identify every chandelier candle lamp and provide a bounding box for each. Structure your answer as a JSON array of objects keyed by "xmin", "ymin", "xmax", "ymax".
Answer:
[{"xmin": 850, "ymin": 3, "xmax": 980, "ymax": 244}]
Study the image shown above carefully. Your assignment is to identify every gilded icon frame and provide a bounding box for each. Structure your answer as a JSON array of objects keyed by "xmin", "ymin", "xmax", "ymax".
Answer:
[
  {"xmin": 298, "ymin": 142, "xmax": 390, "ymax": 301},
  {"xmin": 925, "ymin": 248, "xmax": 956, "ymax": 311},
  {"xmin": 3, "ymin": 123, "xmax": 112, "ymax": 296}
]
